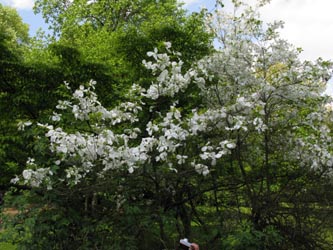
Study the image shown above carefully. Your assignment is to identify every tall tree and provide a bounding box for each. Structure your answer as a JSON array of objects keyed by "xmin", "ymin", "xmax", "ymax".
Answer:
[
  {"xmin": 33, "ymin": 0, "xmax": 213, "ymax": 99},
  {"xmin": 0, "ymin": 3, "xmax": 29, "ymax": 60}
]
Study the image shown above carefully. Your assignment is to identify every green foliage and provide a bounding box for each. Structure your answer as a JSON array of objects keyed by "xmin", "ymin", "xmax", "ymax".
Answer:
[
  {"xmin": 223, "ymin": 223, "xmax": 282, "ymax": 250},
  {"xmin": 0, "ymin": 3, "xmax": 29, "ymax": 60}
]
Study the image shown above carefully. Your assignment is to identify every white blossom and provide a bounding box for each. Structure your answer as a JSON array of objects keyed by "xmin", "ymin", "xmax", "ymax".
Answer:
[
  {"xmin": 17, "ymin": 120, "xmax": 32, "ymax": 131},
  {"xmin": 194, "ymin": 163, "xmax": 209, "ymax": 176}
]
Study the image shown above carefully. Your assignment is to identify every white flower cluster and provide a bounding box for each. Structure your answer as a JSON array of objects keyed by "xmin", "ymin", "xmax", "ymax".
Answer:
[
  {"xmin": 142, "ymin": 43, "xmax": 199, "ymax": 100},
  {"xmin": 12, "ymin": 158, "xmax": 53, "ymax": 189},
  {"xmin": 56, "ymin": 80, "xmax": 141, "ymax": 125},
  {"xmin": 17, "ymin": 120, "xmax": 32, "ymax": 131},
  {"xmin": 200, "ymin": 141, "xmax": 235, "ymax": 166}
]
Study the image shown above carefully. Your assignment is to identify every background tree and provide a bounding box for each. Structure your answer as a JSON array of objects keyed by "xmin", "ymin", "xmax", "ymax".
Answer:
[
  {"xmin": 0, "ymin": 3, "xmax": 29, "ymax": 60},
  {"xmin": 33, "ymin": 0, "xmax": 212, "ymax": 96},
  {"xmin": 0, "ymin": 3, "xmax": 31, "ymax": 188}
]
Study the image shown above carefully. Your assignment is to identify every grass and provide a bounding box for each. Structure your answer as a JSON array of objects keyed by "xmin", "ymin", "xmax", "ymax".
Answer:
[{"xmin": 0, "ymin": 242, "xmax": 16, "ymax": 250}]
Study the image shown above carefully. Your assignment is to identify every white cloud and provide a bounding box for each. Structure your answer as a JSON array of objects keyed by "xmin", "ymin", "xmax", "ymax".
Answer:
[
  {"xmin": 256, "ymin": 0, "xmax": 333, "ymax": 62},
  {"xmin": 2, "ymin": 0, "xmax": 34, "ymax": 10}
]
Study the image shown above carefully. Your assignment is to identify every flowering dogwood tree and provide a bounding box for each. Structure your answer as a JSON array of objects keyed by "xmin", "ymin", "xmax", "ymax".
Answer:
[
  {"xmin": 7, "ymin": 1, "xmax": 333, "ymax": 249},
  {"xmin": 15, "ymin": 44, "xmax": 237, "ymax": 190}
]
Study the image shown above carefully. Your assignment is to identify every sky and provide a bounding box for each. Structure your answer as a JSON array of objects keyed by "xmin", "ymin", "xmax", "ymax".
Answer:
[{"xmin": 1, "ymin": 0, "xmax": 333, "ymax": 92}]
